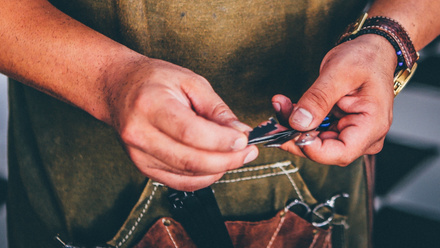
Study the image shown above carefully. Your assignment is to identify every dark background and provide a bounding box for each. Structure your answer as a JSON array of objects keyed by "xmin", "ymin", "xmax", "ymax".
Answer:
[{"xmin": 373, "ymin": 37, "xmax": 440, "ymax": 248}]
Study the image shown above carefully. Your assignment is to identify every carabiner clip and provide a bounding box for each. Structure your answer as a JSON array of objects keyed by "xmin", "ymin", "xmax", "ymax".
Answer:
[{"xmin": 311, "ymin": 193, "xmax": 349, "ymax": 228}]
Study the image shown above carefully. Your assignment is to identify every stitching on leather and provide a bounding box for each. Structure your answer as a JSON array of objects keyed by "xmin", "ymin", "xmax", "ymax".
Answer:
[
  {"xmin": 164, "ymin": 219, "xmax": 179, "ymax": 248},
  {"xmin": 323, "ymin": 231, "xmax": 332, "ymax": 248},
  {"xmin": 266, "ymin": 213, "xmax": 286, "ymax": 248},
  {"xmin": 116, "ymin": 184, "xmax": 159, "ymax": 248},
  {"xmin": 308, "ymin": 232, "xmax": 319, "ymax": 248}
]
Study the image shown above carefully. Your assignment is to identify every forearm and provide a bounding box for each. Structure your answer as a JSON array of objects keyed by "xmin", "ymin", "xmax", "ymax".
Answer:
[
  {"xmin": 0, "ymin": 0, "xmax": 143, "ymax": 123},
  {"xmin": 368, "ymin": 0, "xmax": 440, "ymax": 51}
]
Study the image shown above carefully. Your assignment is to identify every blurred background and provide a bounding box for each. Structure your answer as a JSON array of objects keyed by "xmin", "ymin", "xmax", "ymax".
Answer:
[
  {"xmin": 373, "ymin": 38, "xmax": 440, "ymax": 247},
  {"xmin": 1, "ymin": 73, "xmax": 8, "ymax": 248},
  {"xmin": 0, "ymin": 39, "xmax": 439, "ymax": 247}
]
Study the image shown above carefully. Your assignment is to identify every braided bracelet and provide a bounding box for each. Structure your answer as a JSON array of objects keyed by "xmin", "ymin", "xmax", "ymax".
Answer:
[{"xmin": 337, "ymin": 13, "xmax": 419, "ymax": 96}]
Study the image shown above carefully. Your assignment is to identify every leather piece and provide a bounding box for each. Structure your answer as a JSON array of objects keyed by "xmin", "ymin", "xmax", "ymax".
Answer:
[
  {"xmin": 134, "ymin": 218, "xmax": 196, "ymax": 248},
  {"xmin": 226, "ymin": 210, "xmax": 332, "ymax": 248},
  {"xmin": 135, "ymin": 210, "xmax": 332, "ymax": 248}
]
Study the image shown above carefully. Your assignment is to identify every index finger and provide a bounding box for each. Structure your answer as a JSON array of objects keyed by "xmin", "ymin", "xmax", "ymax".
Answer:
[
  {"xmin": 151, "ymin": 97, "xmax": 250, "ymax": 152},
  {"xmin": 299, "ymin": 114, "xmax": 384, "ymax": 165}
]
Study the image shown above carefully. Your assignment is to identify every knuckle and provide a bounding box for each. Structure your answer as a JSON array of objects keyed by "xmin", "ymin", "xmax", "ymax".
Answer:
[
  {"xmin": 179, "ymin": 153, "xmax": 200, "ymax": 173},
  {"xmin": 184, "ymin": 74, "xmax": 212, "ymax": 89},
  {"xmin": 132, "ymin": 94, "xmax": 146, "ymax": 110},
  {"xmin": 177, "ymin": 124, "xmax": 196, "ymax": 144},
  {"xmin": 193, "ymin": 74, "xmax": 210, "ymax": 84},
  {"xmin": 119, "ymin": 125, "xmax": 137, "ymax": 145},
  {"xmin": 145, "ymin": 65, "xmax": 166, "ymax": 80},
  {"xmin": 306, "ymin": 87, "xmax": 333, "ymax": 112},
  {"xmin": 119, "ymin": 121, "xmax": 153, "ymax": 150},
  {"xmin": 211, "ymin": 102, "xmax": 234, "ymax": 120}
]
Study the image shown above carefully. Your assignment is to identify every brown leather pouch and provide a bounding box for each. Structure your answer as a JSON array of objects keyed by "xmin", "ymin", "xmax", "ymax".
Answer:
[
  {"xmin": 108, "ymin": 160, "xmax": 367, "ymax": 248},
  {"xmin": 135, "ymin": 209, "xmax": 332, "ymax": 248}
]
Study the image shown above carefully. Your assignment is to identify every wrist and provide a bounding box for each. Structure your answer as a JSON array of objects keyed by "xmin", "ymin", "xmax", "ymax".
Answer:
[
  {"xmin": 97, "ymin": 49, "xmax": 150, "ymax": 125},
  {"xmin": 337, "ymin": 13, "xmax": 419, "ymax": 96},
  {"xmin": 356, "ymin": 34, "xmax": 398, "ymax": 68}
]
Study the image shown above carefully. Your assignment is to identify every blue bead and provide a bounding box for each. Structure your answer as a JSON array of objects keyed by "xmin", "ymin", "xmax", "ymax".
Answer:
[
  {"xmin": 397, "ymin": 50, "xmax": 402, "ymax": 56},
  {"xmin": 398, "ymin": 62, "xmax": 404, "ymax": 67}
]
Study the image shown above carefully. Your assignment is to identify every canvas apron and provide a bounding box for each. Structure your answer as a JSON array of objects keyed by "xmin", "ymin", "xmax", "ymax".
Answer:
[{"xmin": 7, "ymin": 0, "xmax": 371, "ymax": 247}]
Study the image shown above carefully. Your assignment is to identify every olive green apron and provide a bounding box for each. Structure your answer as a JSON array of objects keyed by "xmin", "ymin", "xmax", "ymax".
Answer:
[{"xmin": 7, "ymin": 0, "xmax": 370, "ymax": 247}]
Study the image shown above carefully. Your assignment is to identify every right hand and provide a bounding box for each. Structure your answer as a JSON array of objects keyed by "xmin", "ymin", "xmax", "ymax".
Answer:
[
  {"xmin": 271, "ymin": 34, "xmax": 396, "ymax": 166},
  {"xmin": 106, "ymin": 58, "xmax": 258, "ymax": 191}
]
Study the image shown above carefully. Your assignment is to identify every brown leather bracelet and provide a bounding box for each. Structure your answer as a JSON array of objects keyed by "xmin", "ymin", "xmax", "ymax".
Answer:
[{"xmin": 337, "ymin": 13, "xmax": 419, "ymax": 96}]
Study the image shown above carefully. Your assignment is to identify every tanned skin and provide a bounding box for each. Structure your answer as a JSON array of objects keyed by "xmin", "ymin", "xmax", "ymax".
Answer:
[{"xmin": 1, "ymin": 0, "xmax": 439, "ymax": 190}]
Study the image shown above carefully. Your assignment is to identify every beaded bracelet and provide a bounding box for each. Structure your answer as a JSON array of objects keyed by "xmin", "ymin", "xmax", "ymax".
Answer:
[
  {"xmin": 341, "ymin": 28, "xmax": 406, "ymax": 73},
  {"xmin": 337, "ymin": 13, "xmax": 419, "ymax": 96}
]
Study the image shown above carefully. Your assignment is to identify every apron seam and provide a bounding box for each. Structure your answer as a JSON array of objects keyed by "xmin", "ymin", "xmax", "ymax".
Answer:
[
  {"xmin": 216, "ymin": 168, "xmax": 299, "ymax": 184},
  {"xmin": 116, "ymin": 184, "xmax": 159, "ymax": 248},
  {"xmin": 224, "ymin": 161, "xmax": 292, "ymax": 174},
  {"xmin": 277, "ymin": 163, "xmax": 304, "ymax": 202},
  {"xmin": 151, "ymin": 162, "xmax": 299, "ymax": 187}
]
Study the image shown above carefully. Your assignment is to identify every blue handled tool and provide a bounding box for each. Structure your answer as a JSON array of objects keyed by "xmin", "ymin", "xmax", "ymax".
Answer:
[{"xmin": 247, "ymin": 116, "xmax": 334, "ymax": 147}]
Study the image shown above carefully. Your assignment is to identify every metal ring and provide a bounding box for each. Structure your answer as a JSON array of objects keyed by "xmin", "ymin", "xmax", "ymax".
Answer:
[
  {"xmin": 285, "ymin": 199, "xmax": 312, "ymax": 216},
  {"xmin": 311, "ymin": 193, "xmax": 349, "ymax": 227},
  {"xmin": 311, "ymin": 203, "xmax": 334, "ymax": 227}
]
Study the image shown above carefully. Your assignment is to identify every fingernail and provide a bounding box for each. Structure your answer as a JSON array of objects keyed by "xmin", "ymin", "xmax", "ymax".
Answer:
[
  {"xmin": 231, "ymin": 121, "xmax": 253, "ymax": 132},
  {"xmin": 291, "ymin": 108, "xmax": 313, "ymax": 128},
  {"xmin": 295, "ymin": 131, "xmax": 319, "ymax": 146},
  {"xmin": 232, "ymin": 137, "xmax": 248, "ymax": 150},
  {"xmin": 272, "ymin": 102, "xmax": 281, "ymax": 112},
  {"xmin": 244, "ymin": 148, "xmax": 258, "ymax": 164}
]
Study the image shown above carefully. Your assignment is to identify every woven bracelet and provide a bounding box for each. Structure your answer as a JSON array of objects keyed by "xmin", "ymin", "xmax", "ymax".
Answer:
[{"xmin": 337, "ymin": 13, "xmax": 419, "ymax": 96}]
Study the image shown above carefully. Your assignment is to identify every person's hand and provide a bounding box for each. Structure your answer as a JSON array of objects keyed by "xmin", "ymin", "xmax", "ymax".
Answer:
[
  {"xmin": 272, "ymin": 34, "xmax": 398, "ymax": 166},
  {"xmin": 106, "ymin": 58, "xmax": 258, "ymax": 191}
]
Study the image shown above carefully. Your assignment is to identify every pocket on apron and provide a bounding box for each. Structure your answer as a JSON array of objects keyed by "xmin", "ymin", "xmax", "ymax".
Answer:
[{"xmin": 108, "ymin": 161, "xmax": 349, "ymax": 248}]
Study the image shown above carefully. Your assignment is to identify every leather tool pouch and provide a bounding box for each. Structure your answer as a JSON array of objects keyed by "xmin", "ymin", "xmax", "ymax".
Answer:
[
  {"xmin": 134, "ymin": 210, "xmax": 333, "ymax": 248},
  {"xmin": 108, "ymin": 161, "xmax": 354, "ymax": 248}
]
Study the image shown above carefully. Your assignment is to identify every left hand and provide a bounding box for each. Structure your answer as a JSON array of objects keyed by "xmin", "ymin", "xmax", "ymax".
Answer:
[{"xmin": 272, "ymin": 34, "xmax": 398, "ymax": 166}]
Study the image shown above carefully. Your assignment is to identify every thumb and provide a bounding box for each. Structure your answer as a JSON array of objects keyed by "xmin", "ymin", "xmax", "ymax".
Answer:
[{"xmin": 290, "ymin": 76, "xmax": 345, "ymax": 131}]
